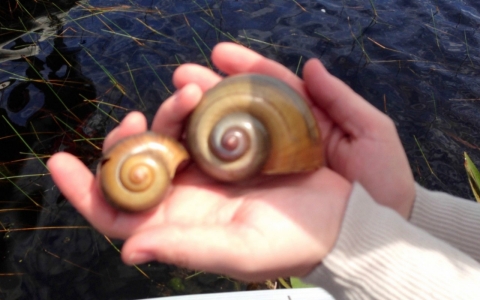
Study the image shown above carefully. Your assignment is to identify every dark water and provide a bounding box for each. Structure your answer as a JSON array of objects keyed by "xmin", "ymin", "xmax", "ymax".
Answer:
[{"xmin": 1, "ymin": 0, "xmax": 480, "ymax": 299}]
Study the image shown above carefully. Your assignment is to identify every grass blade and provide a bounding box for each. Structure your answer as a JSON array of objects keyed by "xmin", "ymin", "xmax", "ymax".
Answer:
[
  {"xmin": 2, "ymin": 116, "xmax": 48, "ymax": 170},
  {"xmin": 464, "ymin": 152, "xmax": 480, "ymax": 202}
]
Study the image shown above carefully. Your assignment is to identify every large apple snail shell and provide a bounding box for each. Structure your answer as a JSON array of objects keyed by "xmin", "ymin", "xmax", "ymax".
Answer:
[{"xmin": 185, "ymin": 73, "xmax": 323, "ymax": 182}]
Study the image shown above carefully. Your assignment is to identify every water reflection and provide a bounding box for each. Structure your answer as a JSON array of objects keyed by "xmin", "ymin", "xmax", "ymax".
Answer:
[
  {"xmin": 0, "ymin": 0, "xmax": 79, "ymax": 62},
  {"xmin": 0, "ymin": 0, "xmax": 95, "ymax": 159},
  {"xmin": 0, "ymin": 1, "xmax": 99, "ymax": 298}
]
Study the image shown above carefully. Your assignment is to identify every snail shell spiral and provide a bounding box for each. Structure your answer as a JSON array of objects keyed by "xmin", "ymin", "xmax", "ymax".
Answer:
[
  {"xmin": 98, "ymin": 132, "xmax": 189, "ymax": 212},
  {"xmin": 186, "ymin": 73, "xmax": 323, "ymax": 182}
]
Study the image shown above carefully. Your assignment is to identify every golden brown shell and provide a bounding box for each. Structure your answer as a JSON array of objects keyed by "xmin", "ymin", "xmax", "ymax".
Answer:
[
  {"xmin": 97, "ymin": 132, "xmax": 189, "ymax": 212},
  {"xmin": 186, "ymin": 73, "xmax": 323, "ymax": 182}
]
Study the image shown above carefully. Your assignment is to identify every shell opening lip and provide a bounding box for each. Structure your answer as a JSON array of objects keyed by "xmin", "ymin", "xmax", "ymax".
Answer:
[{"xmin": 99, "ymin": 157, "xmax": 110, "ymax": 166}]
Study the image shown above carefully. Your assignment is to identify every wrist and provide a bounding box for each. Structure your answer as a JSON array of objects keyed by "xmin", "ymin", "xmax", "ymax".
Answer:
[
  {"xmin": 299, "ymin": 169, "xmax": 352, "ymax": 276},
  {"xmin": 321, "ymin": 171, "xmax": 352, "ymax": 255}
]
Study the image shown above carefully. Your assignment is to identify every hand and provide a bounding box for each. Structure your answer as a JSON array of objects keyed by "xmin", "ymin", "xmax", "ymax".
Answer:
[
  {"xmin": 170, "ymin": 43, "xmax": 415, "ymax": 218},
  {"xmin": 47, "ymin": 49, "xmax": 352, "ymax": 281},
  {"xmin": 302, "ymin": 58, "xmax": 415, "ymax": 218}
]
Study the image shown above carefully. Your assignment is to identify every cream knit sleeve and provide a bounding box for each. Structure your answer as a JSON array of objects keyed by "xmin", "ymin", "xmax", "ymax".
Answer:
[
  {"xmin": 410, "ymin": 183, "xmax": 480, "ymax": 262},
  {"xmin": 302, "ymin": 183, "xmax": 480, "ymax": 299}
]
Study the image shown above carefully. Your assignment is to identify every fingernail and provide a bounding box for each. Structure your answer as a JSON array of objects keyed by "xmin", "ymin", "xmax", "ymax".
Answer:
[
  {"xmin": 172, "ymin": 89, "xmax": 181, "ymax": 100},
  {"xmin": 127, "ymin": 252, "xmax": 155, "ymax": 265}
]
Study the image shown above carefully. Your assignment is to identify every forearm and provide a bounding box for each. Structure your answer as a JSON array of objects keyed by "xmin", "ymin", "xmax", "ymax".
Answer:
[
  {"xmin": 410, "ymin": 183, "xmax": 480, "ymax": 262},
  {"xmin": 303, "ymin": 183, "xmax": 480, "ymax": 299}
]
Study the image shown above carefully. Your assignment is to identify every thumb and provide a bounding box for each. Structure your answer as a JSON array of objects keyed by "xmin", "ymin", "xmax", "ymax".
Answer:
[
  {"xmin": 122, "ymin": 225, "xmax": 260, "ymax": 278},
  {"xmin": 102, "ymin": 111, "xmax": 147, "ymax": 152},
  {"xmin": 121, "ymin": 224, "xmax": 316, "ymax": 281}
]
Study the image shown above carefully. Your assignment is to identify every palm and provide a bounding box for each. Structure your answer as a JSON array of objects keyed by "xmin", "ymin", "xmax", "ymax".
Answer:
[
  {"xmin": 139, "ymin": 166, "xmax": 347, "ymax": 279},
  {"xmin": 157, "ymin": 167, "xmax": 332, "ymax": 229}
]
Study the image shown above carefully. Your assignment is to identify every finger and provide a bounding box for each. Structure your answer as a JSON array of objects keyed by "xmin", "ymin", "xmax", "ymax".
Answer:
[
  {"xmin": 102, "ymin": 111, "xmax": 147, "ymax": 152},
  {"xmin": 151, "ymin": 83, "xmax": 203, "ymax": 138},
  {"xmin": 303, "ymin": 58, "xmax": 392, "ymax": 137},
  {"xmin": 48, "ymin": 152, "xmax": 166, "ymax": 239},
  {"xmin": 121, "ymin": 225, "xmax": 272, "ymax": 281},
  {"xmin": 47, "ymin": 152, "xmax": 120, "ymax": 235},
  {"xmin": 211, "ymin": 42, "xmax": 307, "ymax": 99},
  {"xmin": 173, "ymin": 63, "xmax": 222, "ymax": 91},
  {"xmin": 175, "ymin": 43, "xmax": 308, "ymax": 101}
]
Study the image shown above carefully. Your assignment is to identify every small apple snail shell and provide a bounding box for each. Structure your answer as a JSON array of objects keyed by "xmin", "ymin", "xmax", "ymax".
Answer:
[
  {"xmin": 97, "ymin": 132, "xmax": 189, "ymax": 212},
  {"xmin": 186, "ymin": 73, "xmax": 323, "ymax": 182}
]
